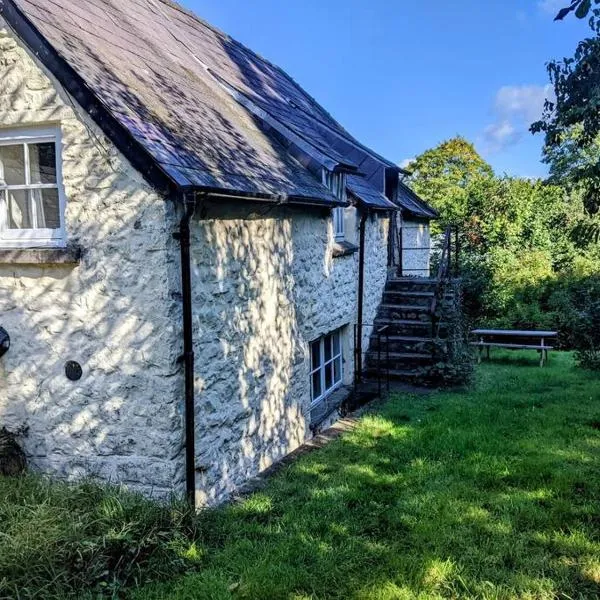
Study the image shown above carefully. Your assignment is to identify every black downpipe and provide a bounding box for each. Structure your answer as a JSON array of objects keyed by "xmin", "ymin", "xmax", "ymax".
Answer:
[
  {"xmin": 179, "ymin": 194, "xmax": 197, "ymax": 506},
  {"xmin": 355, "ymin": 211, "xmax": 368, "ymax": 384}
]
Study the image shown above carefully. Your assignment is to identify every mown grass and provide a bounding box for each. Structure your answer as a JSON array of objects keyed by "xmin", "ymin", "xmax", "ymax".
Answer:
[
  {"xmin": 138, "ymin": 352, "xmax": 600, "ymax": 600},
  {"xmin": 2, "ymin": 351, "xmax": 600, "ymax": 599}
]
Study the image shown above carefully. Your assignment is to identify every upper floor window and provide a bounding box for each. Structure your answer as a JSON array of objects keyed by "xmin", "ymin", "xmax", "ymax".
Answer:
[
  {"xmin": 0, "ymin": 127, "xmax": 65, "ymax": 248},
  {"xmin": 323, "ymin": 170, "xmax": 346, "ymax": 241}
]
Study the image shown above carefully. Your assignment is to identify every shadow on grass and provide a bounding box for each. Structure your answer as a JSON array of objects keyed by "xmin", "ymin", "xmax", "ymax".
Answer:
[{"xmin": 138, "ymin": 352, "xmax": 600, "ymax": 600}]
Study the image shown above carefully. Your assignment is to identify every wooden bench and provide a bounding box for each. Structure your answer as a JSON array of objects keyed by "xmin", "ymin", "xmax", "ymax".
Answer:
[{"xmin": 470, "ymin": 329, "xmax": 558, "ymax": 367}]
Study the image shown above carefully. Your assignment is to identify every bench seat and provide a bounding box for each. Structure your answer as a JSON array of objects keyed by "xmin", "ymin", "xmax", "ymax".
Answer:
[{"xmin": 470, "ymin": 342, "xmax": 555, "ymax": 351}]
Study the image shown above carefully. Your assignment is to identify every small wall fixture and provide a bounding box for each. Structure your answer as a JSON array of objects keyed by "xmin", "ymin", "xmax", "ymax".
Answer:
[
  {"xmin": 65, "ymin": 361, "xmax": 83, "ymax": 381},
  {"xmin": 0, "ymin": 327, "xmax": 10, "ymax": 358}
]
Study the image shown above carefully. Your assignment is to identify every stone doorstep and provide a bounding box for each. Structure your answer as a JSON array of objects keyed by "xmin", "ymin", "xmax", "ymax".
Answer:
[{"xmin": 231, "ymin": 417, "xmax": 359, "ymax": 500}]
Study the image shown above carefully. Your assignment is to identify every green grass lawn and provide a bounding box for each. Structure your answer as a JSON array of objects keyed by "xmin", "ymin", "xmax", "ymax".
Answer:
[
  {"xmin": 2, "ymin": 351, "xmax": 600, "ymax": 599},
  {"xmin": 136, "ymin": 351, "xmax": 600, "ymax": 600}
]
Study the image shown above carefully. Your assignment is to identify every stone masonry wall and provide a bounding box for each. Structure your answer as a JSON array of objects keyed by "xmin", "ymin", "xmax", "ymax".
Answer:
[
  {"xmin": 188, "ymin": 202, "xmax": 390, "ymax": 505},
  {"xmin": 401, "ymin": 214, "xmax": 431, "ymax": 277},
  {"xmin": 0, "ymin": 20, "xmax": 393, "ymax": 506},
  {"xmin": 0, "ymin": 21, "xmax": 183, "ymax": 497}
]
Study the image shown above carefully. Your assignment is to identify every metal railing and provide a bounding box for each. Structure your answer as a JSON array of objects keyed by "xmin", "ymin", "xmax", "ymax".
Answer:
[
  {"xmin": 430, "ymin": 227, "xmax": 453, "ymax": 358},
  {"xmin": 353, "ymin": 323, "xmax": 391, "ymax": 397},
  {"xmin": 394, "ymin": 226, "xmax": 461, "ymax": 278}
]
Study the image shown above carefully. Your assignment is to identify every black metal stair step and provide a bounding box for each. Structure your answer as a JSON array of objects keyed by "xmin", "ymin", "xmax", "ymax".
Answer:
[
  {"xmin": 374, "ymin": 319, "xmax": 446, "ymax": 327},
  {"xmin": 378, "ymin": 304, "xmax": 431, "ymax": 311},
  {"xmin": 363, "ymin": 368, "xmax": 424, "ymax": 380},
  {"xmin": 385, "ymin": 290, "xmax": 435, "ymax": 297},
  {"xmin": 367, "ymin": 351, "xmax": 432, "ymax": 360}
]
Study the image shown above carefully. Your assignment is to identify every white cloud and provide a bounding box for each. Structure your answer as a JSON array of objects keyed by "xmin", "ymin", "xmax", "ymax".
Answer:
[
  {"xmin": 481, "ymin": 84, "xmax": 554, "ymax": 153},
  {"xmin": 399, "ymin": 157, "xmax": 415, "ymax": 170},
  {"xmin": 494, "ymin": 84, "xmax": 554, "ymax": 123},
  {"xmin": 538, "ymin": 0, "xmax": 566, "ymax": 16},
  {"xmin": 483, "ymin": 121, "xmax": 522, "ymax": 153}
]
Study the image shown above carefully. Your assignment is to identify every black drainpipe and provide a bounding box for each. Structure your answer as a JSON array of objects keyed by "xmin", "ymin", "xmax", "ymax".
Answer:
[
  {"xmin": 355, "ymin": 210, "xmax": 368, "ymax": 384},
  {"xmin": 178, "ymin": 192, "xmax": 198, "ymax": 506}
]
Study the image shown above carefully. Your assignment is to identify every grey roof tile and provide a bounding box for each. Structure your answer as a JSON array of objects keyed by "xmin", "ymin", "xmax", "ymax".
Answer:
[{"xmin": 7, "ymin": 0, "xmax": 436, "ymax": 216}]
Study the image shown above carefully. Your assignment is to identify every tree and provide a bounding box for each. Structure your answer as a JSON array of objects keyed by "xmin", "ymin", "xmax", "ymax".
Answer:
[
  {"xmin": 553, "ymin": 0, "xmax": 599, "ymax": 21},
  {"xmin": 405, "ymin": 137, "xmax": 494, "ymax": 228},
  {"xmin": 531, "ymin": 9, "xmax": 600, "ymax": 213}
]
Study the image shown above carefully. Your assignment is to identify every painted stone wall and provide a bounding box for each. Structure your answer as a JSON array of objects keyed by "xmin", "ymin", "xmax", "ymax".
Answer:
[
  {"xmin": 361, "ymin": 214, "xmax": 391, "ymax": 347},
  {"xmin": 0, "ymin": 21, "xmax": 393, "ymax": 506},
  {"xmin": 0, "ymin": 21, "xmax": 183, "ymax": 498},
  {"xmin": 401, "ymin": 214, "xmax": 431, "ymax": 277},
  {"xmin": 187, "ymin": 203, "xmax": 391, "ymax": 505}
]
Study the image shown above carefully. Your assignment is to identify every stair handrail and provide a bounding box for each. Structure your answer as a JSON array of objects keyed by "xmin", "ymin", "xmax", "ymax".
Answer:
[{"xmin": 430, "ymin": 227, "xmax": 453, "ymax": 348}]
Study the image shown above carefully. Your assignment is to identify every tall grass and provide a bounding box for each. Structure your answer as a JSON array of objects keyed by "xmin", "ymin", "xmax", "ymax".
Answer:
[{"xmin": 0, "ymin": 477, "xmax": 198, "ymax": 599}]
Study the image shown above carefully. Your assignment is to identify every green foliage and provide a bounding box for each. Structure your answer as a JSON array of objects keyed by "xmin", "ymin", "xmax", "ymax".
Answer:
[
  {"xmin": 0, "ymin": 476, "xmax": 199, "ymax": 599},
  {"xmin": 407, "ymin": 137, "xmax": 600, "ymax": 353},
  {"xmin": 419, "ymin": 282, "xmax": 476, "ymax": 388},
  {"xmin": 553, "ymin": 0, "xmax": 599, "ymax": 21},
  {"xmin": 405, "ymin": 136, "xmax": 493, "ymax": 228},
  {"xmin": 532, "ymin": 12, "xmax": 600, "ymax": 211}
]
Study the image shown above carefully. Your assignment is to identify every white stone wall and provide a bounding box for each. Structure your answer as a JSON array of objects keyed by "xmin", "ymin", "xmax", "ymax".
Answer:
[
  {"xmin": 400, "ymin": 214, "xmax": 431, "ymax": 277},
  {"xmin": 0, "ymin": 22, "xmax": 183, "ymax": 498},
  {"xmin": 0, "ymin": 21, "xmax": 393, "ymax": 506},
  {"xmin": 187, "ymin": 203, "xmax": 390, "ymax": 505},
  {"xmin": 361, "ymin": 214, "xmax": 390, "ymax": 348}
]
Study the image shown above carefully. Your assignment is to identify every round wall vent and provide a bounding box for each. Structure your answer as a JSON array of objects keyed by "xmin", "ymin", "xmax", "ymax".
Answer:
[{"xmin": 65, "ymin": 361, "xmax": 83, "ymax": 381}]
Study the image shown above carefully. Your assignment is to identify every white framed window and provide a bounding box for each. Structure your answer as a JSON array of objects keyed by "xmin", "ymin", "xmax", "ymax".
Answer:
[
  {"xmin": 310, "ymin": 328, "xmax": 343, "ymax": 405},
  {"xmin": 333, "ymin": 207, "xmax": 345, "ymax": 240},
  {"xmin": 0, "ymin": 126, "xmax": 66, "ymax": 248},
  {"xmin": 323, "ymin": 169, "xmax": 346, "ymax": 241}
]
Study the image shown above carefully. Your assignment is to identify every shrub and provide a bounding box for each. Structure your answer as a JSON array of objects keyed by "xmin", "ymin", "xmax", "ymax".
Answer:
[
  {"xmin": 0, "ymin": 476, "xmax": 200, "ymax": 599},
  {"xmin": 0, "ymin": 427, "xmax": 26, "ymax": 476},
  {"xmin": 422, "ymin": 281, "xmax": 475, "ymax": 387}
]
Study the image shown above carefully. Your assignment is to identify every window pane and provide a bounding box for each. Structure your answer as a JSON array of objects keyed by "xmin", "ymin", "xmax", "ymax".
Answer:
[
  {"xmin": 7, "ymin": 189, "xmax": 32, "ymax": 229},
  {"xmin": 325, "ymin": 362, "xmax": 333, "ymax": 390},
  {"xmin": 311, "ymin": 341, "xmax": 321, "ymax": 371},
  {"xmin": 0, "ymin": 145, "xmax": 26, "ymax": 186},
  {"xmin": 333, "ymin": 332, "xmax": 341, "ymax": 356},
  {"xmin": 334, "ymin": 356, "xmax": 342, "ymax": 384},
  {"xmin": 29, "ymin": 142, "xmax": 57, "ymax": 184},
  {"xmin": 312, "ymin": 370, "xmax": 322, "ymax": 400},
  {"xmin": 324, "ymin": 335, "xmax": 332, "ymax": 362},
  {"xmin": 31, "ymin": 188, "xmax": 60, "ymax": 229}
]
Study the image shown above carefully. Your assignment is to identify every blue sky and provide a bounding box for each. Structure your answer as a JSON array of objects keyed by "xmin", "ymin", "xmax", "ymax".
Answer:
[{"xmin": 184, "ymin": 0, "xmax": 589, "ymax": 178}]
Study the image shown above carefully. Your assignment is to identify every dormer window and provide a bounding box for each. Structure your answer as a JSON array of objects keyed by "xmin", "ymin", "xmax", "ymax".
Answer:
[
  {"xmin": 323, "ymin": 170, "xmax": 346, "ymax": 241},
  {"xmin": 0, "ymin": 127, "xmax": 65, "ymax": 248}
]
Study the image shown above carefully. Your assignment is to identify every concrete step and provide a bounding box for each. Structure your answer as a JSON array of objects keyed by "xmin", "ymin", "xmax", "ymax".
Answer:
[
  {"xmin": 363, "ymin": 367, "xmax": 426, "ymax": 382},
  {"xmin": 386, "ymin": 278, "xmax": 438, "ymax": 293}
]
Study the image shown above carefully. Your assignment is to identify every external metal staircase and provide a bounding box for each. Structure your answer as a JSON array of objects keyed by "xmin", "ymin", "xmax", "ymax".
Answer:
[{"xmin": 354, "ymin": 227, "xmax": 458, "ymax": 390}]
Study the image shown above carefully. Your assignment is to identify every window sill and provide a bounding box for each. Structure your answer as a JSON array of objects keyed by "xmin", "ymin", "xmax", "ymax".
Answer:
[
  {"xmin": 0, "ymin": 245, "xmax": 82, "ymax": 265},
  {"xmin": 332, "ymin": 240, "xmax": 359, "ymax": 258}
]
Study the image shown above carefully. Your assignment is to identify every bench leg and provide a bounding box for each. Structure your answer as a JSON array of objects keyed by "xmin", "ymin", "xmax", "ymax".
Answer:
[{"xmin": 487, "ymin": 345, "xmax": 490, "ymax": 361}]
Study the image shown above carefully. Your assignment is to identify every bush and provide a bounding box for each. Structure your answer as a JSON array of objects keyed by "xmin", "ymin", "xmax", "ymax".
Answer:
[
  {"xmin": 421, "ymin": 281, "xmax": 476, "ymax": 387},
  {"xmin": 0, "ymin": 476, "xmax": 200, "ymax": 599}
]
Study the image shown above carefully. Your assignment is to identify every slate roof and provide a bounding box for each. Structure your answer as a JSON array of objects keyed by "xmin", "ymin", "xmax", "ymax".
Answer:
[
  {"xmin": 1, "ymin": 0, "xmax": 436, "ymax": 217},
  {"xmin": 397, "ymin": 181, "xmax": 439, "ymax": 219}
]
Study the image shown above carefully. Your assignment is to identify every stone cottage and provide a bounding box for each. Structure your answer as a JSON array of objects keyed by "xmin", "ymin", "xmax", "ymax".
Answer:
[{"xmin": 0, "ymin": 0, "xmax": 437, "ymax": 505}]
